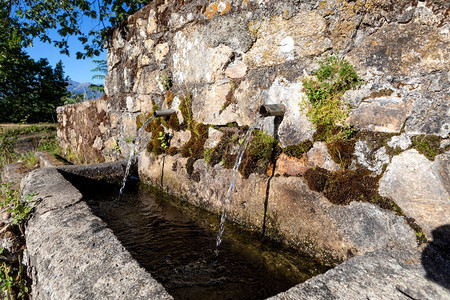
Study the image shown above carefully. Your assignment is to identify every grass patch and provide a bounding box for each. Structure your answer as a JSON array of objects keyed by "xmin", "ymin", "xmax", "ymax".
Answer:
[
  {"xmin": 0, "ymin": 135, "xmax": 18, "ymax": 170},
  {"xmin": 302, "ymin": 56, "xmax": 361, "ymax": 143},
  {"xmin": 0, "ymin": 257, "xmax": 29, "ymax": 300},
  {"xmin": 0, "ymin": 124, "xmax": 59, "ymax": 169},
  {"xmin": 0, "ymin": 184, "xmax": 35, "ymax": 299},
  {"xmin": 19, "ymin": 152, "xmax": 39, "ymax": 169}
]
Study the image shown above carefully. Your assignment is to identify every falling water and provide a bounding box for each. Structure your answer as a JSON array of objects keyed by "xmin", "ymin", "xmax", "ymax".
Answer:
[
  {"xmin": 215, "ymin": 119, "xmax": 261, "ymax": 255},
  {"xmin": 119, "ymin": 115, "xmax": 156, "ymax": 197}
]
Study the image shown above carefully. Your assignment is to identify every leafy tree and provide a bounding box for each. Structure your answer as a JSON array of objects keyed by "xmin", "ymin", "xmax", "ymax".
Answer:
[
  {"xmin": 0, "ymin": 44, "xmax": 68, "ymax": 123},
  {"xmin": 2, "ymin": 0, "xmax": 152, "ymax": 58},
  {"xmin": 89, "ymin": 59, "xmax": 107, "ymax": 94}
]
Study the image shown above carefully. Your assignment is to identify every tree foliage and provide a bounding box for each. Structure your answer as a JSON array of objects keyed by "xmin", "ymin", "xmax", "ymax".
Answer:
[
  {"xmin": 2, "ymin": 0, "xmax": 152, "ymax": 58},
  {"xmin": 89, "ymin": 59, "xmax": 107, "ymax": 93},
  {"xmin": 0, "ymin": 42, "xmax": 68, "ymax": 123}
]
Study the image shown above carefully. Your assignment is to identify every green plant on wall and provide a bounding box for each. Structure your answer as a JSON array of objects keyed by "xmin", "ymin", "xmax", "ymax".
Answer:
[
  {"xmin": 159, "ymin": 70, "xmax": 173, "ymax": 91},
  {"xmin": 158, "ymin": 131, "xmax": 169, "ymax": 150},
  {"xmin": 302, "ymin": 56, "xmax": 361, "ymax": 142}
]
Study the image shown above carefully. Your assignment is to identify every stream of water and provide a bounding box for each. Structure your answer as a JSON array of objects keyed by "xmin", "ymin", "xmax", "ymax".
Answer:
[
  {"xmin": 119, "ymin": 115, "xmax": 156, "ymax": 197},
  {"xmin": 215, "ymin": 120, "xmax": 261, "ymax": 256}
]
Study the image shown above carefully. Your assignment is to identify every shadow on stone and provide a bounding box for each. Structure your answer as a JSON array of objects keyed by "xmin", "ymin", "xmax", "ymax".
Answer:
[
  {"xmin": 262, "ymin": 115, "xmax": 283, "ymax": 238},
  {"xmin": 421, "ymin": 224, "xmax": 450, "ymax": 290}
]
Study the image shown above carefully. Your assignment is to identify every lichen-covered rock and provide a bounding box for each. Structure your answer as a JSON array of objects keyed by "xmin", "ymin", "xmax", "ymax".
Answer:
[
  {"xmin": 347, "ymin": 22, "xmax": 449, "ymax": 77},
  {"xmin": 306, "ymin": 142, "xmax": 340, "ymax": 172},
  {"xmin": 172, "ymin": 28, "xmax": 233, "ymax": 85},
  {"xmin": 354, "ymin": 141, "xmax": 390, "ymax": 175},
  {"xmin": 379, "ymin": 150, "xmax": 450, "ymax": 239},
  {"xmin": 387, "ymin": 133, "xmax": 412, "ymax": 150},
  {"xmin": 348, "ymin": 94, "xmax": 415, "ymax": 133},
  {"xmin": 245, "ymin": 12, "xmax": 331, "ymax": 68}
]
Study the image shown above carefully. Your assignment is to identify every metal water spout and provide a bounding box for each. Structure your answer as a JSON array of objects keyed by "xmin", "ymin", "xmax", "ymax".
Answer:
[
  {"xmin": 258, "ymin": 104, "xmax": 286, "ymax": 117},
  {"xmin": 154, "ymin": 109, "xmax": 176, "ymax": 117}
]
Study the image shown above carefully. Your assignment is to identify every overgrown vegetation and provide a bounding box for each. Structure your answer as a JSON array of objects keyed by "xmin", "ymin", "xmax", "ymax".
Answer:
[
  {"xmin": 302, "ymin": 56, "xmax": 361, "ymax": 143},
  {"xmin": 239, "ymin": 130, "xmax": 281, "ymax": 178},
  {"xmin": 0, "ymin": 125, "xmax": 59, "ymax": 170},
  {"xmin": 0, "ymin": 184, "xmax": 35, "ymax": 299},
  {"xmin": 0, "ymin": 257, "xmax": 29, "ymax": 300}
]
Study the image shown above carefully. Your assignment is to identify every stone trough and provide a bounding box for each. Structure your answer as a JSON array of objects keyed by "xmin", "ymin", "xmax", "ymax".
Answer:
[{"xmin": 21, "ymin": 161, "xmax": 449, "ymax": 299}]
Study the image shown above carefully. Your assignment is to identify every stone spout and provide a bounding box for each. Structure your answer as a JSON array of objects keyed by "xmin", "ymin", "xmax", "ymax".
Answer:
[
  {"xmin": 259, "ymin": 104, "xmax": 286, "ymax": 117},
  {"xmin": 154, "ymin": 109, "xmax": 176, "ymax": 117}
]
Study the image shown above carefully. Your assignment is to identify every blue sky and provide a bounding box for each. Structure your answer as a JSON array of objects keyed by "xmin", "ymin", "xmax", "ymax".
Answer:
[{"xmin": 25, "ymin": 19, "xmax": 107, "ymax": 85}]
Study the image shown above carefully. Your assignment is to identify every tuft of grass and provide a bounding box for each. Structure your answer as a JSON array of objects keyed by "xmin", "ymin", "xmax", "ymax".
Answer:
[
  {"xmin": 0, "ymin": 184, "xmax": 34, "ymax": 299},
  {"xmin": 0, "ymin": 135, "xmax": 18, "ymax": 169},
  {"xmin": 19, "ymin": 152, "xmax": 39, "ymax": 169},
  {"xmin": 302, "ymin": 56, "xmax": 361, "ymax": 142}
]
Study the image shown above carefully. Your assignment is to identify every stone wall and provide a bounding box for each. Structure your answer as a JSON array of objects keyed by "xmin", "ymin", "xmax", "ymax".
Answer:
[{"xmin": 57, "ymin": 0, "xmax": 449, "ymax": 261}]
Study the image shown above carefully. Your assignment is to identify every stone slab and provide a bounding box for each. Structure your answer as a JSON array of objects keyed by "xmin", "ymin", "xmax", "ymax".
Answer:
[
  {"xmin": 21, "ymin": 166, "xmax": 172, "ymax": 300},
  {"xmin": 379, "ymin": 150, "xmax": 450, "ymax": 239},
  {"xmin": 270, "ymin": 246, "xmax": 449, "ymax": 300}
]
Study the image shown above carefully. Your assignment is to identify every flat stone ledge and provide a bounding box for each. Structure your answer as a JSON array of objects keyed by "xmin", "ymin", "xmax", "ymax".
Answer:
[
  {"xmin": 21, "ymin": 166, "xmax": 172, "ymax": 299},
  {"xmin": 270, "ymin": 246, "xmax": 450, "ymax": 300},
  {"xmin": 35, "ymin": 151, "xmax": 67, "ymax": 168}
]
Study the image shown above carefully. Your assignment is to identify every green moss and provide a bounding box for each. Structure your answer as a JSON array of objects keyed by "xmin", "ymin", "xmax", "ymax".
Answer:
[
  {"xmin": 159, "ymin": 70, "xmax": 173, "ymax": 91},
  {"xmin": 355, "ymin": 131, "xmax": 396, "ymax": 150},
  {"xmin": 167, "ymin": 113, "xmax": 180, "ymax": 131},
  {"xmin": 283, "ymin": 140, "xmax": 313, "ymax": 159},
  {"xmin": 303, "ymin": 56, "xmax": 361, "ymax": 143},
  {"xmin": 239, "ymin": 130, "xmax": 281, "ymax": 178},
  {"xmin": 136, "ymin": 112, "xmax": 152, "ymax": 131},
  {"xmin": 405, "ymin": 217, "xmax": 428, "ymax": 244},
  {"xmin": 167, "ymin": 146, "xmax": 178, "ymax": 156},
  {"xmin": 206, "ymin": 131, "xmax": 234, "ymax": 166},
  {"xmin": 204, "ymin": 148, "xmax": 213, "ymax": 164},
  {"xmin": 323, "ymin": 169, "xmax": 380, "ymax": 205},
  {"xmin": 185, "ymin": 156, "xmax": 196, "ymax": 176},
  {"xmin": 327, "ymin": 139, "xmax": 355, "ymax": 169},
  {"xmin": 181, "ymin": 121, "xmax": 208, "ymax": 158},
  {"xmin": 303, "ymin": 167, "xmax": 331, "ymax": 192},
  {"xmin": 179, "ymin": 92, "xmax": 193, "ymax": 126},
  {"xmin": 180, "ymin": 120, "xmax": 209, "ymax": 172},
  {"xmin": 223, "ymin": 154, "xmax": 237, "ymax": 169},
  {"xmin": 411, "ymin": 135, "xmax": 442, "ymax": 160},
  {"xmin": 146, "ymin": 125, "xmax": 170, "ymax": 156},
  {"xmin": 165, "ymin": 90, "xmax": 175, "ymax": 107}
]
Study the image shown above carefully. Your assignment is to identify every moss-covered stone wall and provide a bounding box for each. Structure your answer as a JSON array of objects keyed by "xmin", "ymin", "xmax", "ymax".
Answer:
[{"xmin": 57, "ymin": 0, "xmax": 449, "ymax": 262}]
